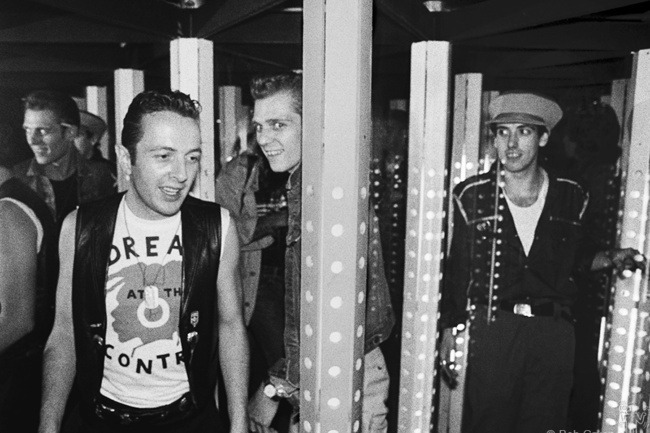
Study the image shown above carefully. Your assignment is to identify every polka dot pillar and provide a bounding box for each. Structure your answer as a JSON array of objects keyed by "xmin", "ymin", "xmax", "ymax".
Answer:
[
  {"xmin": 398, "ymin": 41, "xmax": 451, "ymax": 433},
  {"xmin": 301, "ymin": 1, "xmax": 372, "ymax": 431},
  {"xmin": 600, "ymin": 50, "xmax": 650, "ymax": 433},
  {"xmin": 437, "ymin": 73, "xmax": 484, "ymax": 433}
]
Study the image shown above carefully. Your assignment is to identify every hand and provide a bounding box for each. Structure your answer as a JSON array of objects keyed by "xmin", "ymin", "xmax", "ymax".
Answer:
[
  {"xmin": 248, "ymin": 383, "xmax": 280, "ymax": 433},
  {"xmin": 606, "ymin": 248, "xmax": 646, "ymax": 277},
  {"xmin": 439, "ymin": 327, "xmax": 459, "ymax": 389}
]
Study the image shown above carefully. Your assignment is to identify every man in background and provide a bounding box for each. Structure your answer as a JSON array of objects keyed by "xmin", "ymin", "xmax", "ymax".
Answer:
[
  {"xmin": 74, "ymin": 110, "xmax": 115, "ymax": 171},
  {"xmin": 14, "ymin": 90, "xmax": 115, "ymax": 225},
  {"xmin": 0, "ymin": 112, "xmax": 57, "ymax": 432}
]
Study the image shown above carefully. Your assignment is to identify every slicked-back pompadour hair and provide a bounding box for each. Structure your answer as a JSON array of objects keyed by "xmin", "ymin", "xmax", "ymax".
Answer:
[
  {"xmin": 22, "ymin": 90, "xmax": 80, "ymax": 127},
  {"xmin": 250, "ymin": 72, "xmax": 302, "ymax": 115},
  {"xmin": 121, "ymin": 89, "xmax": 201, "ymax": 162}
]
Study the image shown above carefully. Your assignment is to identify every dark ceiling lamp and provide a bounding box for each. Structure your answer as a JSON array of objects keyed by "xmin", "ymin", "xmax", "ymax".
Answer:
[
  {"xmin": 161, "ymin": 0, "xmax": 204, "ymax": 9},
  {"xmin": 422, "ymin": 0, "xmax": 487, "ymax": 12}
]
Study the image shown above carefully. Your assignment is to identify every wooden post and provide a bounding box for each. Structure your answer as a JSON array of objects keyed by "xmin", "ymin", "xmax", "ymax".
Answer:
[
  {"xmin": 397, "ymin": 41, "xmax": 451, "ymax": 433},
  {"xmin": 301, "ymin": 0, "xmax": 373, "ymax": 431},
  {"xmin": 600, "ymin": 49, "xmax": 650, "ymax": 433},
  {"xmin": 85, "ymin": 86, "xmax": 110, "ymax": 161},
  {"xmin": 114, "ymin": 69, "xmax": 144, "ymax": 192},
  {"xmin": 170, "ymin": 38, "xmax": 215, "ymax": 202}
]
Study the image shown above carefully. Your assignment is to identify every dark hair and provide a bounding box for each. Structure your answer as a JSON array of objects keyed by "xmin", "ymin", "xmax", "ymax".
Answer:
[
  {"xmin": 250, "ymin": 72, "xmax": 302, "ymax": 115},
  {"xmin": 121, "ymin": 89, "xmax": 201, "ymax": 161},
  {"xmin": 22, "ymin": 90, "xmax": 80, "ymax": 127}
]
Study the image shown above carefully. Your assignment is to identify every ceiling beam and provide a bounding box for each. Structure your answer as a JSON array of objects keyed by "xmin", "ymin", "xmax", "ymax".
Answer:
[
  {"xmin": 375, "ymin": 0, "xmax": 435, "ymax": 40},
  {"xmin": 454, "ymin": 49, "xmax": 628, "ymax": 74},
  {"xmin": 440, "ymin": 0, "xmax": 649, "ymax": 42},
  {"xmin": 195, "ymin": 0, "xmax": 287, "ymax": 39},
  {"xmin": 461, "ymin": 21, "xmax": 650, "ymax": 51},
  {"xmin": 211, "ymin": 13, "xmax": 301, "ymax": 44},
  {"xmin": 0, "ymin": 72, "xmax": 114, "ymax": 90},
  {"xmin": 0, "ymin": 15, "xmax": 162, "ymax": 43},
  {"xmin": 497, "ymin": 60, "xmax": 627, "ymax": 80},
  {"xmin": 0, "ymin": 57, "xmax": 113, "ymax": 73},
  {"xmin": 27, "ymin": 0, "xmax": 179, "ymax": 38}
]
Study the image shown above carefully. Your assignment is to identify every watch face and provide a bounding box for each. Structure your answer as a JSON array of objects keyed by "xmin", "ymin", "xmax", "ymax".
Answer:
[{"xmin": 264, "ymin": 383, "xmax": 277, "ymax": 398}]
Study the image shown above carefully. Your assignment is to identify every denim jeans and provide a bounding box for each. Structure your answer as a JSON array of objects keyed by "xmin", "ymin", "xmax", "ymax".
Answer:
[{"xmin": 362, "ymin": 348, "xmax": 390, "ymax": 433}]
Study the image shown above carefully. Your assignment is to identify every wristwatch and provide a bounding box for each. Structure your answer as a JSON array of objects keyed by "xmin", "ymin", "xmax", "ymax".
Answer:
[{"xmin": 263, "ymin": 379, "xmax": 296, "ymax": 401}]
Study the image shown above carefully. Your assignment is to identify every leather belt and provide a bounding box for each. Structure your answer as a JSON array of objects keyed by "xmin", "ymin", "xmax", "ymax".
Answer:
[
  {"xmin": 499, "ymin": 300, "xmax": 573, "ymax": 322},
  {"xmin": 94, "ymin": 392, "xmax": 193, "ymax": 426}
]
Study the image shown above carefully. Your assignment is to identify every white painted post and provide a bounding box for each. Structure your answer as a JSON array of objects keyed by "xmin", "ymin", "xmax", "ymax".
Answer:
[
  {"xmin": 397, "ymin": 41, "xmax": 451, "ymax": 433},
  {"xmin": 85, "ymin": 86, "xmax": 110, "ymax": 160},
  {"xmin": 114, "ymin": 69, "xmax": 144, "ymax": 192},
  {"xmin": 170, "ymin": 38, "xmax": 215, "ymax": 202},
  {"xmin": 437, "ymin": 72, "xmax": 482, "ymax": 433},
  {"xmin": 600, "ymin": 49, "xmax": 650, "ymax": 433},
  {"xmin": 301, "ymin": 0, "xmax": 373, "ymax": 432},
  {"xmin": 479, "ymin": 91, "xmax": 499, "ymax": 173}
]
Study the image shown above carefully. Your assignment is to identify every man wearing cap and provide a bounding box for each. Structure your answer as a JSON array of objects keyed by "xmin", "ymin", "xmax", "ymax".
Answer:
[
  {"xmin": 441, "ymin": 92, "xmax": 644, "ymax": 432},
  {"xmin": 74, "ymin": 111, "xmax": 112, "ymax": 163}
]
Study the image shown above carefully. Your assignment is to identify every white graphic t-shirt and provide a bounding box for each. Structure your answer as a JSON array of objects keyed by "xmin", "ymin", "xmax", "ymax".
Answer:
[{"xmin": 100, "ymin": 198, "xmax": 188, "ymax": 408}]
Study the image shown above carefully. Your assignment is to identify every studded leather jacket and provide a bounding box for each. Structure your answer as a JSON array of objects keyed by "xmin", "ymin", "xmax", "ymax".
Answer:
[{"xmin": 441, "ymin": 166, "xmax": 599, "ymax": 327}]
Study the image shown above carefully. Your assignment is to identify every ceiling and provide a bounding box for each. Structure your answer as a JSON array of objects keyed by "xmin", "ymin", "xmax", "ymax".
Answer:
[{"xmin": 1, "ymin": 0, "xmax": 650, "ymax": 109}]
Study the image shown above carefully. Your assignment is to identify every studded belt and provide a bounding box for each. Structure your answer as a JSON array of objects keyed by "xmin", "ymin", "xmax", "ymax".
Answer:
[
  {"xmin": 94, "ymin": 392, "xmax": 193, "ymax": 426},
  {"xmin": 499, "ymin": 300, "xmax": 573, "ymax": 322}
]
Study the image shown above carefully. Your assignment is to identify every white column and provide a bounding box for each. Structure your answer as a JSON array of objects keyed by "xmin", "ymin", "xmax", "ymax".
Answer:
[
  {"xmin": 114, "ymin": 69, "xmax": 144, "ymax": 192},
  {"xmin": 397, "ymin": 41, "xmax": 451, "ymax": 433},
  {"xmin": 301, "ymin": 0, "xmax": 373, "ymax": 431},
  {"xmin": 438, "ymin": 72, "xmax": 482, "ymax": 433},
  {"xmin": 85, "ymin": 86, "xmax": 110, "ymax": 160},
  {"xmin": 170, "ymin": 38, "xmax": 215, "ymax": 202},
  {"xmin": 601, "ymin": 49, "xmax": 650, "ymax": 433}
]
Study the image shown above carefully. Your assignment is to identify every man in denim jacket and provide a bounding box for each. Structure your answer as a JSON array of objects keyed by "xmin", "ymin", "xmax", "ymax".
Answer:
[
  {"xmin": 247, "ymin": 72, "xmax": 395, "ymax": 433},
  {"xmin": 14, "ymin": 90, "xmax": 115, "ymax": 226}
]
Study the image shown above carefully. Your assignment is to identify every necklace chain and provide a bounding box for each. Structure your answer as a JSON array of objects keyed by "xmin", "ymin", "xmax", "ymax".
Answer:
[{"xmin": 121, "ymin": 200, "xmax": 182, "ymax": 297}]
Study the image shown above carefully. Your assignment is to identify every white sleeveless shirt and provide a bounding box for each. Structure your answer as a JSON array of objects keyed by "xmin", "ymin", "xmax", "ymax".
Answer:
[
  {"xmin": 503, "ymin": 171, "xmax": 549, "ymax": 256},
  {"xmin": 100, "ymin": 198, "xmax": 231, "ymax": 407}
]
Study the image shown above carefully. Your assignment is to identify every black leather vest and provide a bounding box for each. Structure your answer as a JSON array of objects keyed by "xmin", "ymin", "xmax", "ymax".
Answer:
[
  {"xmin": 72, "ymin": 193, "xmax": 222, "ymax": 415},
  {"xmin": 0, "ymin": 178, "xmax": 57, "ymax": 362}
]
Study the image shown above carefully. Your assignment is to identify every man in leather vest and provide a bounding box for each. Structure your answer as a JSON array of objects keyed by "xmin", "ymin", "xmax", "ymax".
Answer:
[
  {"xmin": 441, "ymin": 92, "xmax": 645, "ymax": 432},
  {"xmin": 246, "ymin": 73, "xmax": 395, "ymax": 433},
  {"xmin": 39, "ymin": 90, "xmax": 248, "ymax": 433},
  {"xmin": 0, "ymin": 126, "xmax": 57, "ymax": 432}
]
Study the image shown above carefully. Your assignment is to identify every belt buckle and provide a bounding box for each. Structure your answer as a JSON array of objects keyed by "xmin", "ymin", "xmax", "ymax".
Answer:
[{"xmin": 513, "ymin": 303, "xmax": 533, "ymax": 317}]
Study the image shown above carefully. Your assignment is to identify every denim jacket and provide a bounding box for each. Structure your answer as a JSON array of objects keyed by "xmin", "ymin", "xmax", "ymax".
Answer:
[
  {"xmin": 12, "ymin": 147, "xmax": 116, "ymax": 222},
  {"xmin": 269, "ymin": 165, "xmax": 395, "ymax": 406},
  {"xmin": 215, "ymin": 152, "xmax": 275, "ymax": 324}
]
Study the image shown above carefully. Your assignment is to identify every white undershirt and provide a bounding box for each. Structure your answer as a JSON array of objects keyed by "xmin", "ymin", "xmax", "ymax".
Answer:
[
  {"xmin": 503, "ymin": 171, "xmax": 549, "ymax": 256},
  {"xmin": 0, "ymin": 198, "xmax": 43, "ymax": 252}
]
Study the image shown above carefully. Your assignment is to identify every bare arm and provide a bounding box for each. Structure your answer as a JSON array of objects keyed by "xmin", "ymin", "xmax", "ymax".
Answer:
[
  {"xmin": 0, "ymin": 201, "xmax": 37, "ymax": 354},
  {"xmin": 217, "ymin": 218, "xmax": 249, "ymax": 433},
  {"xmin": 39, "ymin": 210, "xmax": 77, "ymax": 433}
]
